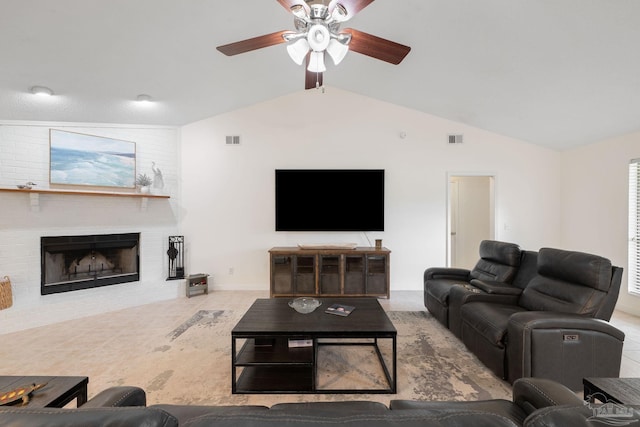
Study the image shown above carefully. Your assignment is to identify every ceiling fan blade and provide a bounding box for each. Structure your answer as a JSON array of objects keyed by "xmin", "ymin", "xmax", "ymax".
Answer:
[
  {"xmin": 344, "ymin": 28, "xmax": 411, "ymax": 65},
  {"xmin": 329, "ymin": 0, "xmax": 374, "ymax": 18},
  {"xmin": 305, "ymin": 55, "xmax": 324, "ymax": 90},
  {"xmin": 217, "ymin": 31, "xmax": 291, "ymax": 56}
]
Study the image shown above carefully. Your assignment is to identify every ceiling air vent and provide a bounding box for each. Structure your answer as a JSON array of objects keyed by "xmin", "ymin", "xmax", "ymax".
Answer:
[
  {"xmin": 226, "ymin": 135, "xmax": 240, "ymax": 145},
  {"xmin": 448, "ymin": 134, "xmax": 463, "ymax": 144}
]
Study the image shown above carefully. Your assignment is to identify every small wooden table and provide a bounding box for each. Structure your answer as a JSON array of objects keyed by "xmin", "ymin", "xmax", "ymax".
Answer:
[
  {"xmin": 583, "ymin": 377, "xmax": 640, "ymax": 405},
  {"xmin": 0, "ymin": 376, "xmax": 89, "ymax": 408}
]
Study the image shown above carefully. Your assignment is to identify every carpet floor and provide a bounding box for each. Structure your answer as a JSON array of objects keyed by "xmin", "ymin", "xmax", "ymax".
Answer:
[{"xmin": 0, "ymin": 292, "xmax": 512, "ymax": 407}]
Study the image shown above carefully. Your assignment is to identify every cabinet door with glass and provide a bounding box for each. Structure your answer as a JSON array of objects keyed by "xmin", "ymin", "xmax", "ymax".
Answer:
[
  {"xmin": 269, "ymin": 247, "xmax": 389, "ymax": 298},
  {"xmin": 295, "ymin": 255, "xmax": 316, "ymax": 294}
]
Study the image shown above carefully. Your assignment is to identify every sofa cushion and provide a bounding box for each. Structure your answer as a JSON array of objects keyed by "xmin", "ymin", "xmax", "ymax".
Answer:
[
  {"xmin": 182, "ymin": 409, "xmax": 522, "ymax": 427},
  {"xmin": 519, "ymin": 280, "xmax": 602, "ymax": 315},
  {"xmin": 152, "ymin": 405, "xmax": 268, "ymax": 425},
  {"xmin": 461, "ymin": 302, "xmax": 527, "ymax": 346},
  {"xmin": 519, "ymin": 248, "xmax": 613, "ymax": 315},
  {"xmin": 390, "ymin": 400, "xmax": 526, "ymax": 425},
  {"xmin": 536, "ymin": 248, "xmax": 612, "ymax": 291},
  {"xmin": 470, "ymin": 241, "xmax": 521, "ymax": 282},
  {"xmin": 0, "ymin": 406, "xmax": 177, "ymax": 427},
  {"xmin": 270, "ymin": 401, "xmax": 388, "ymax": 414},
  {"xmin": 511, "ymin": 251, "xmax": 539, "ymax": 290}
]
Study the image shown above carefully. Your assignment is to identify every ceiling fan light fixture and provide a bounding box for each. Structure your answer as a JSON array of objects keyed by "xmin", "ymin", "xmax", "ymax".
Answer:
[
  {"xmin": 287, "ymin": 39, "xmax": 309, "ymax": 65},
  {"xmin": 326, "ymin": 38, "xmax": 349, "ymax": 65},
  {"xmin": 287, "ymin": 38, "xmax": 310, "ymax": 65},
  {"xmin": 307, "ymin": 24, "xmax": 330, "ymax": 52},
  {"xmin": 307, "ymin": 51, "xmax": 326, "ymax": 73},
  {"xmin": 30, "ymin": 86, "xmax": 53, "ymax": 96},
  {"xmin": 290, "ymin": 4, "xmax": 307, "ymax": 19},
  {"xmin": 136, "ymin": 94, "xmax": 152, "ymax": 103},
  {"xmin": 331, "ymin": 4, "xmax": 348, "ymax": 22}
]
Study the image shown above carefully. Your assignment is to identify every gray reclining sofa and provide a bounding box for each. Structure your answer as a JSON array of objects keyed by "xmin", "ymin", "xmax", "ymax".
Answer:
[
  {"xmin": 1, "ymin": 377, "xmax": 635, "ymax": 426},
  {"xmin": 424, "ymin": 240, "xmax": 624, "ymax": 390}
]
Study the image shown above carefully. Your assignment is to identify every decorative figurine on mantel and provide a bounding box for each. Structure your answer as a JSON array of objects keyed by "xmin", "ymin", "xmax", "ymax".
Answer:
[
  {"xmin": 151, "ymin": 162, "xmax": 164, "ymax": 192},
  {"xmin": 16, "ymin": 181, "xmax": 36, "ymax": 190}
]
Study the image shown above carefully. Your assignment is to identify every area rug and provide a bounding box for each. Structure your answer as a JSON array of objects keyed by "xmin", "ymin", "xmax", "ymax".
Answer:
[{"xmin": 101, "ymin": 309, "xmax": 512, "ymax": 406}]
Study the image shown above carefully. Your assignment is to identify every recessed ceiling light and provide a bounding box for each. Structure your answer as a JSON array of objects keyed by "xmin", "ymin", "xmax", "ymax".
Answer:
[
  {"xmin": 30, "ymin": 86, "xmax": 54, "ymax": 96},
  {"xmin": 136, "ymin": 94, "xmax": 152, "ymax": 103}
]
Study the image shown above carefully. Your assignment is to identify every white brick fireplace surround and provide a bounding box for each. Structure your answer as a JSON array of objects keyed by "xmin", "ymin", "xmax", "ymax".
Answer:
[{"xmin": 0, "ymin": 122, "xmax": 182, "ymax": 333}]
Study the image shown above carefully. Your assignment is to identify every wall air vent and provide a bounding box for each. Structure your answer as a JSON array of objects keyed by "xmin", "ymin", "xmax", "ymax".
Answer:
[
  {"xmin": 448, "ymin": 134, "xmax": 463, "ymax": 144},
  {"xmin": 226, "ymin": 135, "xmax": 240, "ymax": 145}
]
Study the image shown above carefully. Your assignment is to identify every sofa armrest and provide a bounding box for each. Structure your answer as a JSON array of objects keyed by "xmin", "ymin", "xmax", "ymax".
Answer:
[
  {"xmin": 512, "ymin": 377, "xmax": 583, "ymax": 416},
  {"xmin": 424, "ymin": 267, "xmax": 470, "ymax": 281},
  {"xmin": 508, "ymin": 311, "xmax": 625, "ymax": 341},
  {"xmin": 469, "ymin": 279, "xmax": 523, "ymax": 296},
  {"xmin": 507, "ymin": 312, "xmax": 625, "ymax": 390},
  {"xmin": 80, "ymin": 386, "xmax": 146, "ymax": 408}
]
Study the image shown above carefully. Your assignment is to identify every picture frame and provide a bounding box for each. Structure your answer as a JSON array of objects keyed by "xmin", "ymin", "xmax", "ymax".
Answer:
[{"xmin": 49, "ymin": 129, "xmax": 136, "ymax": 188}]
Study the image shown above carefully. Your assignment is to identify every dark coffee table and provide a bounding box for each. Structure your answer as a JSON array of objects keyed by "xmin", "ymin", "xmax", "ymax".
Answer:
[
  {"xmin": 231, "ymin": 298, "xmax": 397, "ymax": 394},
  {"xmin": 0, "ymin": 376, "xmax": 88, "ymax": 408},
  {"xmin": 584, "ymin": 377, "xmax": 640, "ymax": 405}
]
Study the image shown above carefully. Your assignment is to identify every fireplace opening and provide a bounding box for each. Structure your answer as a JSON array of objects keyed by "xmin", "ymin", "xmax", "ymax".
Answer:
[{"xmin": 41, "ymin": 233, "xmax": 140, "ymax": 295}]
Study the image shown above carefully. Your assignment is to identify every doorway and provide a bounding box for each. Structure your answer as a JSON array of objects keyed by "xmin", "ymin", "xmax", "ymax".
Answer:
[{"xmin": 448, "ymin": 175, "xmax": 495, "ymax": 268}]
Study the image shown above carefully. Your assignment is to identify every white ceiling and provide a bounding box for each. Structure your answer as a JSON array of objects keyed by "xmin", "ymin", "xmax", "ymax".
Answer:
[{"xmin": 1, "ymin": 0, "xmax": 639, "ymax": 150}]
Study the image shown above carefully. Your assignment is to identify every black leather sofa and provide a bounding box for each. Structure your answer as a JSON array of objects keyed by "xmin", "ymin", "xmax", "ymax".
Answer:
[
  {"xmin": 424, "ymin": 240, "xmax": 625, "ymax": 390},
  {"xmin": 2, "ymin": 377, "xmax": 636, "ymax": 426}
]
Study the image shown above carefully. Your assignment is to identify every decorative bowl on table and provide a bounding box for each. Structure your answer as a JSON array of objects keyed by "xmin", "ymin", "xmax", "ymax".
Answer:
[{"xmin": 288, "ymin": 297, "xmax": 321, "ymax": 314}]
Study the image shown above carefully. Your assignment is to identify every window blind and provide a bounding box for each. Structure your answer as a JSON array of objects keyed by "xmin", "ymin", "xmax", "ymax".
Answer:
[{"xmin": 629, "ymin": 159, "xmax": 640, "ymax": 295}]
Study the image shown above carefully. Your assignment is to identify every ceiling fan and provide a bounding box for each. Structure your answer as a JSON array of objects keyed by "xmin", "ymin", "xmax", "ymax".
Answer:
[{"xmin": 216, "ymin": 0, "xmax": 411, "ymax": 89}]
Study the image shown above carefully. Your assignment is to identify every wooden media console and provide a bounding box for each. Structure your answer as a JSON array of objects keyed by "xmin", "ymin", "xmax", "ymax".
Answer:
[{"xmin": 269, "ymin": 246, "xmax": 390, "ymax": 298}]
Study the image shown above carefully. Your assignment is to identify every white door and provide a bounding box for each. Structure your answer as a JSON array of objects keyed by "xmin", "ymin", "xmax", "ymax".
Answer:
[{"xmin": 448, "ymin": 175, "xmax": 494, "ymax": 269}]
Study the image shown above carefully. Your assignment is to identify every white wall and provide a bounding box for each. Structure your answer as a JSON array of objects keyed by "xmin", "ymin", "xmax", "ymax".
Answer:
[
  {"xmin": 0, "ymin": 122, "xmax": 182, "ymax": 333},
  {"xmin": 561, "ymin": 130, "xmax": 640, "ymax": 315},
  {"xmin": 181, "ymin": 88, "xmax": 563, "ymax": 292},
  {"xmin": 2, "ymin": 89, "xmax": 634, "ymax": 330}
]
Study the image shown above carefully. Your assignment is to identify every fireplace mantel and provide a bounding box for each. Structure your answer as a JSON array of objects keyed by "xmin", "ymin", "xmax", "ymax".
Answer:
[{"xmin": 0, "ymin": 187, "xmax": 169, "ymax": 211}]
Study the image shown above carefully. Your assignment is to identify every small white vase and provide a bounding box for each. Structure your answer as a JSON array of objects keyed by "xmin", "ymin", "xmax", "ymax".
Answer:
[{"xmin": 140, "ymin": 185, "xmax": 150, "ymax": 194}]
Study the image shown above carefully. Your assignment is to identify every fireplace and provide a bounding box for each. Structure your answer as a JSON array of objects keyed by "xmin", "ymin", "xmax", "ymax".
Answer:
[{"xmin": 41, "ymin": 233, "xmax": 140, "ymax": 295}]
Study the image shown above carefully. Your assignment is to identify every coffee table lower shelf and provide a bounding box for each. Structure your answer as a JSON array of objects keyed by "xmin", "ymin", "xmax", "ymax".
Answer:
[
  {"xmin": 236, "ymin": 366, "xmax": 314, "ymax": 393},
  {"xmin": 232, "ymin": 336, "xmax": 396, "ymax": 394}
]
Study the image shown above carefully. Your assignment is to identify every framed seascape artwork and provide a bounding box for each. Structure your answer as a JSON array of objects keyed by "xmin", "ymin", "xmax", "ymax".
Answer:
[{"xmin": 49, "ymin": 129, "xmax": 136, "ymax": 188}]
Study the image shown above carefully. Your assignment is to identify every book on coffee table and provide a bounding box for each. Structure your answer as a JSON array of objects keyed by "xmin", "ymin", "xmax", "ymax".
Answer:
[{"xmin": 325, "ymin": 303, "xmax": 355, "ymax": 316}]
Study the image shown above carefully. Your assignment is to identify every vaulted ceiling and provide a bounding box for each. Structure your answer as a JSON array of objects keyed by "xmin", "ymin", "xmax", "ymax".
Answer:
[{"xmin": 1, "ymin": 0, "xmax": 639, "ymax": 150}]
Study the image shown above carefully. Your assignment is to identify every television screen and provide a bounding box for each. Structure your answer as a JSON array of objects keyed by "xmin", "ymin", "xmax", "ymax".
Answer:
[{"xmin": 275, "ymin": 169, "xmax": 385, "ymax": 231}]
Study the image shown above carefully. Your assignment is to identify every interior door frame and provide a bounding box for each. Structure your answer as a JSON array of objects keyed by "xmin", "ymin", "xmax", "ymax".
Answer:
[{"xmin": 446, "ymin": 172, "xmax": 496, "ymax": 267}]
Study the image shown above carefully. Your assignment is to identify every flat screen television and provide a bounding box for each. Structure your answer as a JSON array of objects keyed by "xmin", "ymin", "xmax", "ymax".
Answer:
[{"xmin": 275, "ymin": 169, "xmax": 385, "ymax": 231}]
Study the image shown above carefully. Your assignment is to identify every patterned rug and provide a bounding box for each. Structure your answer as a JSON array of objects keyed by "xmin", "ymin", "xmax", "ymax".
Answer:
[{"xmin": 103, "ymin": 310, "xmax": 512, "ymax": 406}]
